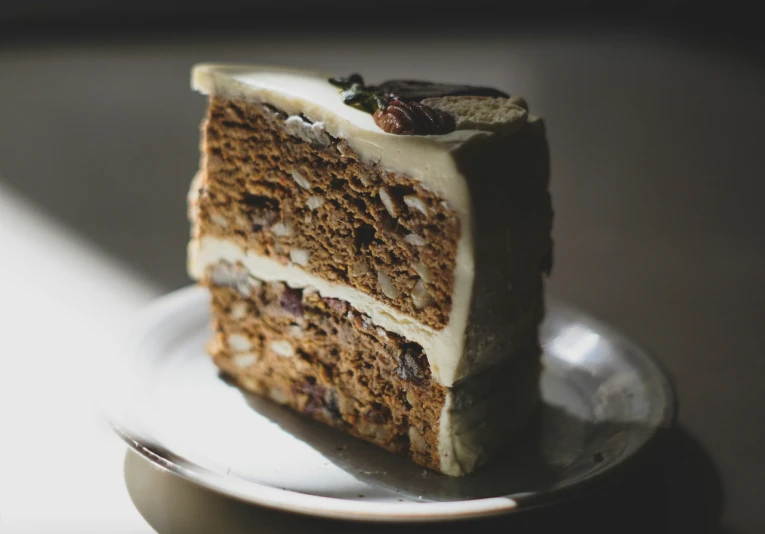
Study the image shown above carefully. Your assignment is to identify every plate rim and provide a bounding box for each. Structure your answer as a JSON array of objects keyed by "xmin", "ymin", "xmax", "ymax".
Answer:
[{"xmin": 105, "ymin": 284, "xmax": 677, "ymax": 522}]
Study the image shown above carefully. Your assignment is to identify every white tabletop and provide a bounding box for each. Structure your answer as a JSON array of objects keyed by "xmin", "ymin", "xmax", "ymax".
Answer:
[
  {"xmin": 0, "ymin": 183, "xmax": 156, "ymax": 533},
  {"xmin": 0, "ymin": 183, "xmax": 351, "ymax": 533}
]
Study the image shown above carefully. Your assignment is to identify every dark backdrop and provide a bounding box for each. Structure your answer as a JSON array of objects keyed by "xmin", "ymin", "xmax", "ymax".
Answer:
[
  {"xmin": 3, "ymin": 1, "xmax": 765, "ymax": 49},
  {"xmin": 1, "ymin": 4, "xmax": 764, "ymax": 533}
]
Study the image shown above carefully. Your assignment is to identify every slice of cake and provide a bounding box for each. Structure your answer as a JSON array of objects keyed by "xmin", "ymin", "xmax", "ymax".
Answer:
[{"xmin": 187, "ymin": 65, "xmax": 553, "ymax": 476}]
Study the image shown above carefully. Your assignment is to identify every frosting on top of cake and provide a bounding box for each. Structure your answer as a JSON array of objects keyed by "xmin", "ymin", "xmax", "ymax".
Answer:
[{"xmin": 192, "ymin": 64, "xmax": 527, "ymax": 216}]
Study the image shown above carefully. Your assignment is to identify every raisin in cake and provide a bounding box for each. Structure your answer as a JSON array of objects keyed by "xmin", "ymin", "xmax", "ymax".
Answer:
[{"xmin": 187, "ymin": 65, "xmax": 553, "ymax": 476}]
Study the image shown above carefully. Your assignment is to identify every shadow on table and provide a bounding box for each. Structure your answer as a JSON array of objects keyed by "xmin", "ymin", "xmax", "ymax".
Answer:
[{"xmin": 124, "ymin": 423, "xmax": 724, "ymax": 534}]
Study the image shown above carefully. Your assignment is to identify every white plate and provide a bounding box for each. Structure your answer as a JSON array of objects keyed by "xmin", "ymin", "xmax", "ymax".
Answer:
[{"xmin": 105, "ymin": 285, "xmax": 675, "ymax": 522}]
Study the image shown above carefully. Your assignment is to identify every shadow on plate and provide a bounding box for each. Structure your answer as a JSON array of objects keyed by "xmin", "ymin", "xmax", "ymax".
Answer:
[
  {"xmin": 235, "ymin": 384, "xmax": 645, "ymax": 504},
  {"xmin": 214, "ymin": 341, "xmax": 671, "ymax": 504},
  {"xmin": 124, "ymin": 422, "xmax": 723, "ymax": 533}
]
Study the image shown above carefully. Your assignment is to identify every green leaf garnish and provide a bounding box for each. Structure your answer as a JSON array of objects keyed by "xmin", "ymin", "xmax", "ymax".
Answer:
[{"xmin": 340, "ymin": 83, "xmax": 386, "ymax": 114}]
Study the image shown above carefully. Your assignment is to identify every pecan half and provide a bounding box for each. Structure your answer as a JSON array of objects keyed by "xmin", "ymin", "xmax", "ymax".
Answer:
[{"xmin": 373, "ymin": 99, "xmax": 455, "ymax": 136}]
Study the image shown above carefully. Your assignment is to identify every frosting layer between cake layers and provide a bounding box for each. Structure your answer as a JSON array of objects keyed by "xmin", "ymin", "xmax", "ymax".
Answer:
[{"xmin": 189, "ymin": 235, "xmax": 470, "ymax": 388}]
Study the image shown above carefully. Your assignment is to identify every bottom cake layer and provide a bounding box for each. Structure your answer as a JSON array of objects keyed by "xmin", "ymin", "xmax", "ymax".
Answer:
[{"xmin": 203, "ymin": 261, "xmax": 542, "ymax": 475}]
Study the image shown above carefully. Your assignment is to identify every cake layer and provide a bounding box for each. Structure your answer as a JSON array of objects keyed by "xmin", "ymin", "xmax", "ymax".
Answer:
[
  {"xmin": 199, "ymin": 97, "xmax": 459, "ymax": 328},
  {"xmin": 189, "ymin": 235, "xmax": 544, "ymax": 389},
  {"xmin": 204, "ymin": 262, "xmax": 541, "ymax": 475},
  {"xmin": 192, "ymin": 64, "xmax": 514, "ymax": 201},
  {"xmin": 207, "ymin": 264, "xmax": 447, "ymax": 471}
]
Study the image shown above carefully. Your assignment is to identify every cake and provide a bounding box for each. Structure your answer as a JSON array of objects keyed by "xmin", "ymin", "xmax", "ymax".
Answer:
[{"xmin": 187, "ymin": 65, "xmax": 553, "ymax": 476}]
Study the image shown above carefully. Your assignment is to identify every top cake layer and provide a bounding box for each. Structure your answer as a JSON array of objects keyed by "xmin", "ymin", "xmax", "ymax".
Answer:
[
  {"xmin": 192, "ymin": 64, "xmax": 530, "ymax": 218},
  {"xmin": 190, "ymin": 64, "xmax": 551, "ymax": 388}
]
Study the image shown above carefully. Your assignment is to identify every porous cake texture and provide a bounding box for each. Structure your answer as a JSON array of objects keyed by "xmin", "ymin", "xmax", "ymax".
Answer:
[{"xmin": 187, "ymin": 65, "xmax": 553, "ymax": 476}]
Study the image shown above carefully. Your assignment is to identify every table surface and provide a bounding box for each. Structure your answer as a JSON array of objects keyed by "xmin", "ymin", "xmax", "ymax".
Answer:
[{"xmin": 0, "ymin": 32, "xmax": 763, "ymax": 533}]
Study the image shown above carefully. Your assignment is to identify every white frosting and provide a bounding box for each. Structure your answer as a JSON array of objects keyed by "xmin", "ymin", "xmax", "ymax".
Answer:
[
  {"xmin": 189, "ymin": 235, "xmax": 471, "ymax": 387},
  {"xmin": 438, "ymin": 393, "xmax": 458, "ymax": 474},
  {"xmin": 282, "ymin": 115, "xmax": 330, "ymax": 147},
  {"xmin": 437, "ymin": 361, "xmax": 541, "ymax": 476}
]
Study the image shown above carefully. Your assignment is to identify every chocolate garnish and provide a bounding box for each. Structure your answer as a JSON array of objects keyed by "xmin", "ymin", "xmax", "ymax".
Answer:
[
  {"xmin": 329, "ymin": 74, "xmax": 509, "ymax": 135},
  {"xmin": 374, "ymin": 79, "xmax": 509, "ymax": 101}
]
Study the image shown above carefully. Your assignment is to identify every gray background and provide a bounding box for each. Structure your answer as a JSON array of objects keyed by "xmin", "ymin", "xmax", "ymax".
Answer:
[{"xmin": 1, "ymin": 28, "xmax": 763, "ymax": 533}]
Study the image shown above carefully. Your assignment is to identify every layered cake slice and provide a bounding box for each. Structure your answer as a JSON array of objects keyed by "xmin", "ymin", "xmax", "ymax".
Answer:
[{"xmin": 187, "ymin": 65, "xmax": 553, "ymax": 476}]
